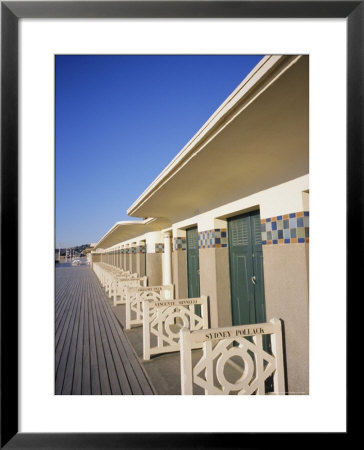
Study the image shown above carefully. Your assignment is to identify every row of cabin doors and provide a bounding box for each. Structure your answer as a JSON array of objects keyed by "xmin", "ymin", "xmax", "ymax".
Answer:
[{"xmin": 186, "ymin": 210, "xmax": 266, "ymax": 326}]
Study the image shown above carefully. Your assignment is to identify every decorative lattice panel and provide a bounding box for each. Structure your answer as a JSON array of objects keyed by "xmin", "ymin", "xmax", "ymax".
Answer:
[
  {"xmin": 93, "ymin": 262, "xmax": 131, "ymax": 296},
  {"xmin": 113, "ymin": 276, "xmax": 148, "ymax": 306},
  {"xmin": 125, "ymin": 285, "xmax": 174, "ymax": 330},
  {"xmin": 180, "ymin": 319, "xmax": 285, "ymax": 395},
  {"xmin": 143, "ymin": 296, "xmax": 209, "ymax": 360}
]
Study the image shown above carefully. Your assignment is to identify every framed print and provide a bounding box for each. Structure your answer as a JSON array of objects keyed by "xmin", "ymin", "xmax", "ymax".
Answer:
[{"xmin": 1, "ymin": 0, "xmax": 358, "ymax": 447}]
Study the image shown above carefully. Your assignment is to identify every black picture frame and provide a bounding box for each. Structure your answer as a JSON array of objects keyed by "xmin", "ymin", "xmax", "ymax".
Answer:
[{"xmin": 1, "ymin": 1, "xmax": 357, "ymax": 448}]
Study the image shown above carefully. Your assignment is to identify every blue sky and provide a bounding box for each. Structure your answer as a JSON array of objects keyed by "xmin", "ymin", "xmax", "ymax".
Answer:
[{"xmin": 56, "ymin": 55, "xmax": 264, "ymax": 248}]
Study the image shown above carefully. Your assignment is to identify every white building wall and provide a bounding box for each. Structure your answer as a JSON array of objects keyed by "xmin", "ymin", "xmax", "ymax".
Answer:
[{"xmin": 172, "ymin": 175, "xmax": 309, "ymax": 233}]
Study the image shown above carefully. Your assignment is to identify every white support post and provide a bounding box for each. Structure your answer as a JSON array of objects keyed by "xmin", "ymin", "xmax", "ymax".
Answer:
[
  {"xmin": 125, "ymin": 288, "xmax": 131, "ymax": 330},
  {"xmin": 203, "ymin": 340, "xmax": 214, "ymax": 395},
  {"xmin": 201, "ymin": 295, "xmax": 209, "ymax": 329},
  {"xmin": 162, "ymin": 231, "xmax": 172, "ymax": 299},
  {"xmin": 113, "ymin": 280, "xmax": 118, "ymax": 306},
  {"xmin": 180, "ymin": 327, "xmax": 193, "ymax": 395},
  {"xmin": 270, "ymin": 318, "xmax": 286, "ymax": 394},
  {"xmin": 135, "ymin": 292, "xmax": 141, "ymax": 323},
  {"xmin": 143, "ymin": 300, "xmax": 150, "ymax": 360},
  {"xmin": 189, "ymin": 305, "xmax": 195, "ymax": 330},
  {"xmin": 253, "ymin": 334, "xmax": 265, "ymax": 394},
  {"xmin": 156, "ymin": 305, "xmax": 162, "ymax": 349}
]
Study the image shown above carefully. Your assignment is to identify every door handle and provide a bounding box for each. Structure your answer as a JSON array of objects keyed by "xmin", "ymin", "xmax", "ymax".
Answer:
[{"xmin": 251, "ymin": 275, "xmax": 256, "ymax": 285}]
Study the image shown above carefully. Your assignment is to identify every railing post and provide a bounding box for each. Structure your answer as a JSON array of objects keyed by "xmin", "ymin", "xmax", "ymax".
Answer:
[
  {"xmin": 136, "ymin": 291, "xmax": 142, "ymax": 322},
  {"xmin": 180, "ymin": 327, "xmax": 193, "ymax": 395},
  {"xmin": 270, "ymin": 318, "xmax": 286, "ymax": 394},
  {"xmin": 143, "ymin": 300, "xmax": 151, "ymax": 360},
  {"xmin": 201, "ymin": 295, "xmax": 209, "ymax": 329},
  {"xmin": 125, "ymin": 288, "xmax": 131, "ymax": 330}
]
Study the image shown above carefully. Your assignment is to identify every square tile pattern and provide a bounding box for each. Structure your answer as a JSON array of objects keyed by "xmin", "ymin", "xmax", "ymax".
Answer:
[
  {"xmin": 132, "ymin": 212, "xmax": 308, "ymax": 255},
  {"xmin": 198, "ymin": 229, "xmax": 228, "ymax": 249},
  {"xmin": 174, "ymin": 237, "xmax": 187, "ymax": 251},
  {"xmin": 155, "ymin": 243, "xmax": 164, "ymax": 254},
  {"xmin": 261, "ymin": 211, "xmax": 309, "ymax": 245}
]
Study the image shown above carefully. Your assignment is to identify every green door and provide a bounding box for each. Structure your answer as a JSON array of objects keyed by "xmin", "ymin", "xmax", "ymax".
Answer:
[
  {"xmin": 228, "ymin": 210, "xmax": 266, "ymax": 326},
  {"xmin": 186, "ymin": 227, "xmax": 201, "ymax": 315}
]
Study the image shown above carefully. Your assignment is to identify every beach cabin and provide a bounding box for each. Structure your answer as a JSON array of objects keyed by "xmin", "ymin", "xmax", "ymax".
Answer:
[{"xmin": 91, "ymin": 55, "xmax": 309, "ymax": 395}]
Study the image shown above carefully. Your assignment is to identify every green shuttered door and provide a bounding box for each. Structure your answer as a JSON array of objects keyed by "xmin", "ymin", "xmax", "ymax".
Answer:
[
  {"xmin": 228, "ymin": 210, "xmax": 266, "ymax": 326},
  {"xmin": 186, "ymin": 227, "xmax": 201, "ymax": 316}
]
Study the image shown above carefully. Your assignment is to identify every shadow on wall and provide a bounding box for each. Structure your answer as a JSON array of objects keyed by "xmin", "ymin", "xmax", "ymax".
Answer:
[{"xmin": 280, "ymin": 319, "xmax": 289, "ymax": 394}]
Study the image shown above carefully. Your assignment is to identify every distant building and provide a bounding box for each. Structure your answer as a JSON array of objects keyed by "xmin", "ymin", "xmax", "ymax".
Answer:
[{"xmin": 91, "ymin": 55, "xmax": 309, "ymax": 395}]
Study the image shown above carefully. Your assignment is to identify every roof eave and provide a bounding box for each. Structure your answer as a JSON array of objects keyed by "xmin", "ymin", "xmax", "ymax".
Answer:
[{"xmin": 126, "ymin": 54, "xmax": 300, "ymax": 218}]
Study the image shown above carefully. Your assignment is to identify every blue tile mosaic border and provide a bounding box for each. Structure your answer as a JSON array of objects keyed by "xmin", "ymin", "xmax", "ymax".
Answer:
[
  {"xmin": 155, "ymin": 243, "xmax": 164, "ymax": 253},
  {"xmin": 261, "ymin": 211, "xmax": 309, "ymax": 245},
  {"xmin": 174, "ymin": 237, "xmax": 187, "ymax": 251},
  {"xmin": 198, "ymin": 229, "xmax": 228, "ymax": 249}
]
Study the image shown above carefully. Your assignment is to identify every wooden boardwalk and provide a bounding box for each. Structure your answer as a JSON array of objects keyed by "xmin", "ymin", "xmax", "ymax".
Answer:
[{"xmin": 55, "ymin": 263, "xmax": 155, "ymax": 395}]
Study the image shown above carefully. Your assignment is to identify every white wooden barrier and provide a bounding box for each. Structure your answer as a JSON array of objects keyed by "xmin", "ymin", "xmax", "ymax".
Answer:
[
  {"xmin": 125, "ymin": 285, "xmax": 174, "ymax": 330},
  {"xmin": 113, "ymin": 276, "xmax": 148, "ymax": 306},
  {"xmin": 142, "ymin": 296, "xmax": 209, "ymax": 360},
  {"xmin": 109, "ymin": 272, "xmax": 138, "ymax": 299},
  {"xmin": 105, "ymin": 272, "xmax": 123, "ymax": 297},
  {"xmin": 180, "ymin": 318, "xmax": 285, "ymax": 395},
  {"xmin": 92, "ymin": 263, "xmax": 146, "ymax": 307},
  {"xmin": 93, "ymin": 262, "xmax": 129, "ymax": 293}
]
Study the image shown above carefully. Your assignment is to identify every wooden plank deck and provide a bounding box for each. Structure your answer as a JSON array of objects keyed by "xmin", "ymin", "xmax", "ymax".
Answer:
[{"xmin": 55, "ymin": 262, "xmax": 155, "ymax": 395}]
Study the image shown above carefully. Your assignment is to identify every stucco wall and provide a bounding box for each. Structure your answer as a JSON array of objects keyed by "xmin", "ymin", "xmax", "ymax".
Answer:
[
  {"xmin": 92, "ymin": 253, "xmax": 101, "ymax": 263},
  {"xmin": 199, "ymin": 248, "xmax": 231, "ymax": 328},
  {"xmin": 137, "ymin": 252, "xmax": 146, "ymax": 277},
  {"xmin": 172, "ymin": 251, "xmax": 188, "ymax": 300},
  {"xmin": 215, "ymin": 247, "xmax": 232, "ymax": 327},
  {"xmin": 146, "ymin": 253, "xmax": 163, "ymax": 286},
  {"xmin": 173, "ymin": 175, "xmax": 309, "ymax": 232},
  {"xmin": 263, "ymin": 244, "xmax": 309, "ymax": 394},
  {"xmin": 130, "ymin": 253, "xmax": 137, "ymax": 274}
]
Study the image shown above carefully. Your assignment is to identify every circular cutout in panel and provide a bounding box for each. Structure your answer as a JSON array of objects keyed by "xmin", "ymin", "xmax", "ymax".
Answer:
[
  {"xmin": 216, "ymin": 345, "xmax": 254, "ymax": 393},
  {"xmin": 164, "ymin": 312, "xmax": 189, "ymax": 338}
]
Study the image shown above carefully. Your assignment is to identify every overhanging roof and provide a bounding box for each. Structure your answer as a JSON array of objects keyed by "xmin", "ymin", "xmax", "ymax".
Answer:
[
  {"xmin": 93, "ymin": 217, "xmax": 171, "ymax": 250},
  {"xmin": 127, "ymin": 55, "xmax": 309, "ymax": 223}
]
